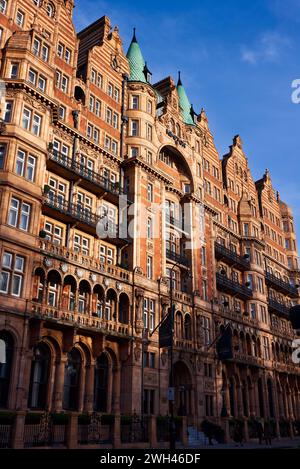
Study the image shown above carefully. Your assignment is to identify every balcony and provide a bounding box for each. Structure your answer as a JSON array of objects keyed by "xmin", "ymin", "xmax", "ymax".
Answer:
[
  {"xmin": 47, "ymin": 151, "xmax": 131, "ymax": 204},
  {"xmin": 265, "ymin": 271, "xmax": 299, "ymax": 298},
  {"xmin": 30, "ymin": 302, "xmax": 131, "ymax": 339},
  {"xmin": 268, "ymin": 297, "xmax": 290, "ymax": 318},
  {"xmin": 216, "ymin": 272, "xmax": 253, "ymax": 300},
  {"xmin": 42, "ymin": 194, "xmax": 129, "ymax": 246},
  {"xmin": 39, "ymin": 240, "xmax": 132, "ymax": 283},
  {"xmin": 215, "ymin": 242, "xmax": 250, "ymax": 271},
  {"xmin": 166, "ymin": 249, "xmax": 189, "ymax": 267}
]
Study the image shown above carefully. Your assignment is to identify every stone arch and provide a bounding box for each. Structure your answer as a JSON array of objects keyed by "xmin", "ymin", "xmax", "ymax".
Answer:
[
  {"xmin": 158, "ymin": 144, "xmax": 195, "ymax": 192},
  {"xmin": 62, "ymin": 275, "xmax": 77, "ymax": 311},
  {"xmin": 74, "ymin": 85, "xmax": 86, "ymax": 105},
  {"xmin": 47, "ymin": 270, "xmax": 62, "ymax": 308},
  {"xmin": 92, "ymin": 284, "xmax": 105, "ymax": 317},
  {"xmin": 105, "ymin": 288, "xmax": 118, "ymax": 321},
  {"xmin": 78, "ymin": 280, "xmax": 91, "ymax": 315},
  {"xmin": 32, "ymin": 267, "xmax": 46, "ymax": 302},
  {"xmin": 172, "ymin": 360, "xmax": 194, "ymax": 417}
]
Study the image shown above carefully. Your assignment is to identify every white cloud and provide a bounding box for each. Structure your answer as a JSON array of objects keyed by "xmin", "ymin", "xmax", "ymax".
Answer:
[{"xmin": 241, "ymin": 32, "xmax": 291, "ymax": 65}]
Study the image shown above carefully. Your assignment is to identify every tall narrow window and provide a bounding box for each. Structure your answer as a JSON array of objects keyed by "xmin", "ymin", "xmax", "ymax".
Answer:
[
  {"xmin": 147, "ymin": 256, "xmax": 153, "ymax": 280},
  {"xmin": 0, "ymin": 332, "xmax": 13, "ymax": 408},
  {"xmin": 28, "ymin": 344, "xmax": 51, "ymax": 409},
  {"xmin": 63, "ymin": 349, "xmax": 81, "ymax": 411},
  {"xmin": 94, "ymin": 354, "xmax": 109, "ymax": 412}
]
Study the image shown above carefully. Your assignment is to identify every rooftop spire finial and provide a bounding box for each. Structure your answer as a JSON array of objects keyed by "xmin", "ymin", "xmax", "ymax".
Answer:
[
  {"xmin": 132, "ymin": 27, "xmax": 137, "ymax": 43},
  {"xmin": 177, "ymin": 70, "xmax": 182, "ymax": 86}
]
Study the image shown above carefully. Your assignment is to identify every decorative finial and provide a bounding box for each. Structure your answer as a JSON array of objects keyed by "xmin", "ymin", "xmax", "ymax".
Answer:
[
  {"xmin": 177, "ymin": 70, "xmax": 182, "ymax": 86},
  {"xmin": 132, "ymin": 27, "xmax": 137, "ymax": 43}
]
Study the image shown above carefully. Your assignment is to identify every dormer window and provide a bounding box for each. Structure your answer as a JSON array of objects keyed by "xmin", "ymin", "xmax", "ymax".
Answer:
[{"xmin": 143, "ymin": 63, "xmax": 152, "ymax": 84}]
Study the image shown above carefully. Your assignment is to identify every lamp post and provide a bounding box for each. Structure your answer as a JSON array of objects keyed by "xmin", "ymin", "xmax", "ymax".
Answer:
[
  {"xmin": 169, "ymin": 262, "xmax": 176, "ymax": 451},
  {"xmin": 168, "ymin": 263, "xmax": 192, "ymax": 450}
]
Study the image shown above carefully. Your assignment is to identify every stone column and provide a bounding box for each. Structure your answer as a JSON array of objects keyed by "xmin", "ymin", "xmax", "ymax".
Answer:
[
  {"xmin": 66, "ymin": 412, "xmax": 79, "ymax": 449},
  {"xmin": 149, "ymin": 415, "xmax": 157, "ymax": 448},
  {"xmin": 236, "ymin": 383, "xmax": 244, "ymax": 417},
  {"xmin": 11, "ymin": 411, "xmax": 26, "ymax": 449},
  {"xmin": 84, "ymin": 362, "xmax": 95, "ymax": 413},
  {"xmin": 113, "ymin": 414, "xmax": 121, "ymax": 448},
  {"xmin": 53, "ymin": 356, "xmax": 67, "ymax": 412},
  {"xmin": 112, "ymin": 366, "xmax": 121, "ymax": 414},
  {"xmin": 78, "ymin": 364, "xmax": 86, "ymax": 413}
]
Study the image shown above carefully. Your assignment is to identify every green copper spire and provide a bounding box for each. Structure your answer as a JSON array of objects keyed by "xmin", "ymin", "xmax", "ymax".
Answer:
[
  {"xmin": 126, "ymin": 28, "xmax": 147, "ymax": 83},
  {"xmin": 177, "ymin": 71, "xmax": 195, "ymax": 126}
]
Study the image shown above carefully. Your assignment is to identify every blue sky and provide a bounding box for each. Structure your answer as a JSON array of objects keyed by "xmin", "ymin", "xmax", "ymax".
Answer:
[{"xmin": 74, "ymin": 0, "xmax": 300, "ymax": 242}]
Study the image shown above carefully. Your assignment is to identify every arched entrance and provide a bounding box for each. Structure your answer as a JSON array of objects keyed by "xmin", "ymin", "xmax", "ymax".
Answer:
[{"xmin": 172, "ymin": 361, "xmax": 193, "ymax": 419}]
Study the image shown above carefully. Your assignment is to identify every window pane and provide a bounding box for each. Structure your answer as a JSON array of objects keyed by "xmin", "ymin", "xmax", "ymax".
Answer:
[
  {"xmin": 12, "ymin": 274, "xmax": 22, "ymax": 296},
  {"xmin": 0, "ymin": 271, "xmax": 9, "ymax": 293}
]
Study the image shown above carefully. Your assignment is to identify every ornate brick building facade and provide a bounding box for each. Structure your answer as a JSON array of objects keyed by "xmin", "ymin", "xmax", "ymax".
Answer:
[{"xmin": 0, "ymin": 0, "xmax": 299, "ymax": 448}]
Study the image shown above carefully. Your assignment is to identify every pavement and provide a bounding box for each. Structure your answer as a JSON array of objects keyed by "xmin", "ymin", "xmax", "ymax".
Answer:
[{"xmin": 186, "ymin": 437, "xmax": 300, "ymax": 450}]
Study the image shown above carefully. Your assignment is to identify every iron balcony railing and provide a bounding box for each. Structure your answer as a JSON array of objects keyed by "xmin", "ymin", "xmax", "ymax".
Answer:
[
  {"xmin": 166, "ymin": 249, "xmax": 189, "ymax": 267},
  {"xmin": 268, "ymin": 297, "xmax": 290, "ymax": 318},
  {"xmin": 215, "ymin": 242, "xmax": 250, "ymax": 271},
  {"xmin": 44, "ymin": 194, "xmax": 118, "ymax": 237},
  {"xmin": 216, "ymin": 272, "xmax": 253, "ymax": 300},
  {"xmin": 265, "ymin": 271, "xmax": 299, "ymax": 298},
  {"xmin": 48, "ymin": 151, "xmax": 127, "ymax": 197}
]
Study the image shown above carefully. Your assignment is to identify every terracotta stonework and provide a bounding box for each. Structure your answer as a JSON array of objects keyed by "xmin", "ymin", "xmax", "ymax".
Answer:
[{"xmin": 0, "ymin": 0, "xmax": 299, "ymax": 448}]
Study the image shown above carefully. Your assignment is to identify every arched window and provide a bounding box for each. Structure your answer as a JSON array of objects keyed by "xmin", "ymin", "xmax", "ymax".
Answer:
[
  {"xmin": 105, "ymin": 290, "xmax": 117, "ymax": 321},
  {"xmin": 78, "ymin": 280, "xmax": 90, "ymax": 314},
  {"xmin": 92, "ymin": 285, "xmax": 105, "ymax": 318},
  {"xmin": 62, "ymin": 276, "xmax": 77, "ymax": 312},
  {"xmin": 28, "ymin": 343, "xmax": 51, "ymax": 409},
  {"xmin": 0, "ymin": 332, "xmax": 13, "ymax": 408},
  {"xmin": 175, "ymin": 312, "xmax": 183, "ymax": 339},
  {"xmin": 119, "ymin": 293, "xmax": 129, "ymax": 324},
  {"xmin": 32, "ymin": 268, "xmax": 45, "ymax": 303},
  {"xmin": 46, "ymin": 2, "xmax": 55, "ymax": 17},
  {"xmin": 94, "ymin": 354, "xmax": 109, "ymax": 412},
  {"xmin": 63, "ymin": 348, "xmax": 82, "ymax": 411},
  {"xmin": 184, "ymin": 315, "xmax": 191, "ymax": 340},
  {"xmin": 33, "ymin": 0, "xmax": 42, "ymax": 7},
  {"xmin": 47, "ymin": 271, "xmax": 61, "ymax": 307}
]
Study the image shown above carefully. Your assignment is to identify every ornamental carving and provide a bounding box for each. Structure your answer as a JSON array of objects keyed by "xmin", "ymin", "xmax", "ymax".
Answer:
[
  {"xmin": 23, "ymin": 95, "xmax": 48, "ymax": 113},
  {"xmin": 53, "ymin": 129, "xmax": 73, "ymax": 145},
  {"xmin": 135, "ymin": 288, "xmax": 144, "ymax": 333}
]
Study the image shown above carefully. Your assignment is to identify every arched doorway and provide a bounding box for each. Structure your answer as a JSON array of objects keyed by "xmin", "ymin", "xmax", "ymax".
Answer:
[
  {"xmin": 172, "ymin": 361, "xmax": 193, "ymax": 418},
  {"xmin": 94, "ymin": 353, "xmax": 109, "ymax": 412},
  {"xmin": 63, "ymin": 348, "xmax": 82, "ymax": 411},
  {"xmin": 28, "ymin": 343, "xmax": 51, "ymax": 409},
  {"xmin": 0, "ymin": 331, "xmax": 14, "ymax": 408}
]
